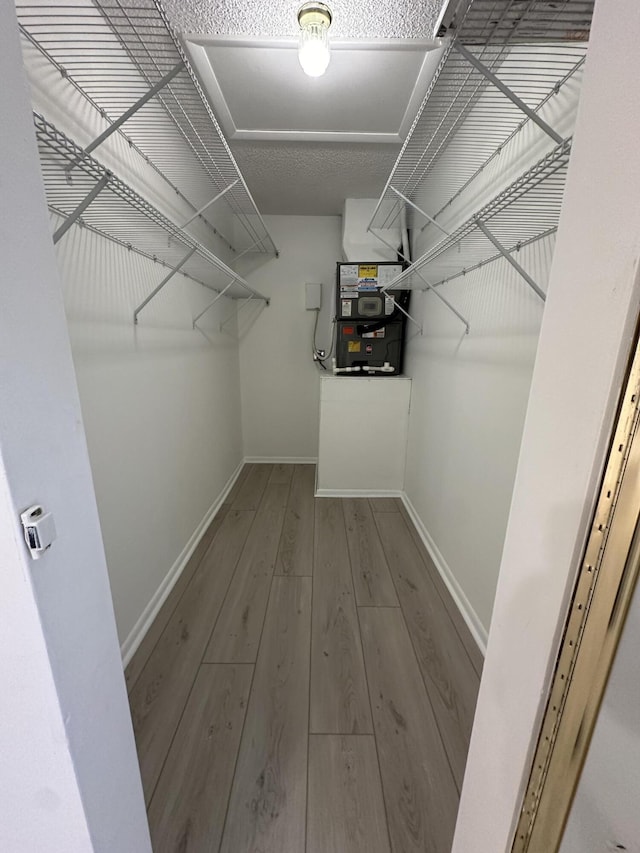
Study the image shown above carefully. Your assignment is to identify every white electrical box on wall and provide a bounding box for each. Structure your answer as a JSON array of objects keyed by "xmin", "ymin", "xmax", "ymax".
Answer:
[{"xmin": 305, "ymin": 282, "xmax": 322, "ymax": 310}]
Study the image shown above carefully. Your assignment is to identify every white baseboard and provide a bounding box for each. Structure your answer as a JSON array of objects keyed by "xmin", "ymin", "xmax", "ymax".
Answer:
[
  {"xmin": 244, "ymin": 456, "xmax": 317, "ymax": 464},
  {"xmin": 314, "ymin": 488, "xmax": 404, "ymax": 498},
  {"xmin": 120, "ymin": 459, "xmax": 245, "ymax": 667},
  {"xmin": 400, "ymin": 494, "xmax": 488, "ymax": 657},
  {"xmin": 120, "ymin": 458, "xmax": 487, "ymax": 667}
]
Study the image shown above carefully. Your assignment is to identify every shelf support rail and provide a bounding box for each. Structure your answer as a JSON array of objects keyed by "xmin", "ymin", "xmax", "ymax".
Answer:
[
  {"xmin": 52, "ymin": 174, "xmax": 111, "ymax": 244},
  {"xmin": 414, "ymin": 268, "xmax": 470, "ymax": 334},
  {"xmin": 133, "ymin": 246, "xmax": 197, "ymax": 323},
  {"xmin": 386, "ymin": 293, "xmax": 423, "ymax": 335},
  {"xmin": 66, "ymin": 62, "xmax": 186, "ymax": 172},
  {"xmin": 370, "ymin": 228, "xmax": 469, "ymax": 334},
  {"xmin": 388, "ymin": 186, "xmax": 453, "ymax": 239},
  {"xmin": 474, "ymin": 218, "xmax": 546, "ymax": 302},
  {"xmin": 192, "ymin": 280, "xmax": 235, "ymax": 327},
  {"xmin": 180, "ymin": 180, "xmax": 239, "ymax": 229},
  {"xmin": 453, "ymin": 43, "xmax": 564, "ymax": 145}
]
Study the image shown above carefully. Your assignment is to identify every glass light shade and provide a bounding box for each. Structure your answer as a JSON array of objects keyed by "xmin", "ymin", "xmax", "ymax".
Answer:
[{"xmin": 297, "ymin": 3, "xmax": 332, "ymax": 78}]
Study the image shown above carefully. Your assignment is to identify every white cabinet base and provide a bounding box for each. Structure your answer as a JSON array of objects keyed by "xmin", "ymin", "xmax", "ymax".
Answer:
[{"xmin": 317, "ymin": 375, "xmax": 411, "ymax": 494}]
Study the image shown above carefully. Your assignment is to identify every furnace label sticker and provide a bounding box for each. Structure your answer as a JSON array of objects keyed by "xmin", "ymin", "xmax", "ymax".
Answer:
[
  {"xmin": 362, "ymin": 328, "xmax": 385, "ymax": 339},
  {"xmin": 341, "ymin": 300, "xmax": 352, "ymax": 316},
  {"xmin": 339, "ymin": 265, "xmax": 359, "ymax": 285},
  {"xmin": 348, "ymin": 341, "xmax": 361, "ymax": 353},
  {"xmin": 377, "ymin": 265, "xmax": 403, "ymax": 286},
  {"xmin": 358, "ymin": 264, "xmax": 378, "ymax": 281}
]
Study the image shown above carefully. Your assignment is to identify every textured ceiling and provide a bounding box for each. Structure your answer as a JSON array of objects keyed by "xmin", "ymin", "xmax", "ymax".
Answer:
[
  {"xmin": 163, "ymin": 0, "xmax": 449, "ymax": 215},
  {"xmin": 164, "ymin": 0, "xmax": 447, "ymax": 40},
  {"xmin": 230, "ymin": 140, "xmax": 401, "ymax": 215}
]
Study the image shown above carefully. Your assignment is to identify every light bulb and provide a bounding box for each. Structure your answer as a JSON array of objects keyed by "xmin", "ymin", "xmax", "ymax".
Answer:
[
  {"xmin": 299, "ymin": 29, "xmax": 330, "ymax": 77},
  {"xmin": 297, "ymin": 3, "xmax": 332, "ymax": 78}
]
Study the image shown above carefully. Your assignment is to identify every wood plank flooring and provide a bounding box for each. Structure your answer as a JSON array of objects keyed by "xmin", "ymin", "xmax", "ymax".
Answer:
[
  {"xmin": 219, "ymin": 575, "xmax": 311, "ymax": 853},
  {"xmin": 310, "ymin": 498, "xmax": 373, "ymax": 734},
  {"xmin": 127, "ymin": 464, "xmax": 482, "ymax": 852},
  {"xmin": 147, "ymin": 664, "xmax": 252, "ymax": 853},
  {"xmin": 307, "ymin": 735, "xmax": 390, "ymax": 853}
]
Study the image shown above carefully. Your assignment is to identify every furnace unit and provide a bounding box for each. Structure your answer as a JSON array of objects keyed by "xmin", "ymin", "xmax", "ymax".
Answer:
[{"xmin": 334, "ymin": 262, "xmax": 410, "ymax": 376}]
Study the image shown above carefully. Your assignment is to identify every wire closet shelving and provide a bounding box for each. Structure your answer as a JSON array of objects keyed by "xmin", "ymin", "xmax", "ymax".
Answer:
[
  {"xmin": 35, "ymin": 113, "xmax": 270, "ymax": 323},
  {"xmin": 370, "ymin": 0, "xmax": 595, "ymax": 331},
  {"xmin": 16, "ymin": 0, "xmax": 278, "ymax": 323}
]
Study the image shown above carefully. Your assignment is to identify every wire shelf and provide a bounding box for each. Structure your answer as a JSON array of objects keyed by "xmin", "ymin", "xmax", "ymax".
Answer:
[
  {"xmin": 35, "ymin": 113, "xmax": 269, "ymax": 310},
  {"xmin": 16, "ymin": 0, "xmax": 278, "ymax": 257},
  {"xmin": 444, "ymin": 0, "xmax": 595, "ymax": 44},
  {"xmin": 369, "ymin": 0, "xmax": 593, "ymax": 234},
  {"xmin": 370, "ymin": 40, "xmax": 586, "ymax": 233},
  {"xmin": 381, "ymin": 140, "xmax": 571, "ymax": 293}
]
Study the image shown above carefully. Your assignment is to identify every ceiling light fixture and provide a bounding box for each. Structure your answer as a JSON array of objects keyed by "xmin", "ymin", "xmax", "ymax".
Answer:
[{"xmin": 297, "ymin": 2, "xmax": 332, "ymax": 78}]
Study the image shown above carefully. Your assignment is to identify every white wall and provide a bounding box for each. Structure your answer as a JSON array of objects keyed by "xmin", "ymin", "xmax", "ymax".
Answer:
[
  {"xmin": 453, "ymin": 1, "xmax": 640, "ymax": 849},
  {"xmin": 402, "ymin": 237, "xmax": 552, "ymax": 636},
  {"xmin": 560, "ymin": 577, "xmax": 640, "ymax": 853},
  {"xmin": 240, "ymin": 215, "xmax": 342, "ymax": 459},
  {"xmin": 0, "ymin": 5, "xmax": 150, "ymax": 849},
  {"xmin": 399, "ymin": 47, "xmax": 584, "ymax": 638},
  {"xmin": 54, "ymin": 216, "xmax": 244, "ymax": 652},
  {"xmin": 19, "ymin": 16, "xmax": 249, "ymax": 654}
]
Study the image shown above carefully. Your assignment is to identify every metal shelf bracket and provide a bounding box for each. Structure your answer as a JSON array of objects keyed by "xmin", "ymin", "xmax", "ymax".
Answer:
[
  {"xmin": 192, "ymin": 279, "xmax": 235, "ymax": 327},
  {"xmin": 388, "ymin": 293, "xmax": 423, "ymax": 335},
  {"xmin": 367, "ymin": 229, "xmax": 423, "ymax": 334},
  {"xmin": 453, "ymin": 43, "xmax": 564, "ymax": 145},
  {"xmin": 389, "ymin": 186, "xmax": 452, "ymax": 238},
  {"xmin": 180, "ymin": 180, "xmax": 239, "ymax": 229},
  {"xmin": 231, "ymin": 235, "xmax": 272, "ymax": 265},
  {"xmin": 66, "ymin": 62, "xmax": 186, "ymax": 172},
  {"xmin": 474, "ymin": 218, "xmax": 546, "ymax": 301},
  {"xmin": 220, "ymin": 294, "xmax": 255, "ymax": 332},
  {"xmin": 52, "ymin": 173, "xmax": 111, "ymax": 244},
  {"xmin": 369, "ymin": 226, "xmax": 469, "ymax": 334},
  {"xmin": 374, "ymin": 234, "xmax": 470, "ymax": 334},
  {"xmin": 133, "ymin": 246, "xmax": 198, "ymax": 323},
  {"xmin": 415, "ymin": 269, "xmax": 470, "ymax": 334}
]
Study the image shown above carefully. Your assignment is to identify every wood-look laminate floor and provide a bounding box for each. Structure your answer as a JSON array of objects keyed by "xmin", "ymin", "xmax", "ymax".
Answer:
[{"xmin": 126, "ymin": 463, "xmax": 482, "ymax": 853}]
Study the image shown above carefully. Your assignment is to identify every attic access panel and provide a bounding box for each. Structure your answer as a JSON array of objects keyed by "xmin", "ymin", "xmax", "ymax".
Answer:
[{"xmin": 183, "ymin": 36, "xmax": 444, "ymax": 144}]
